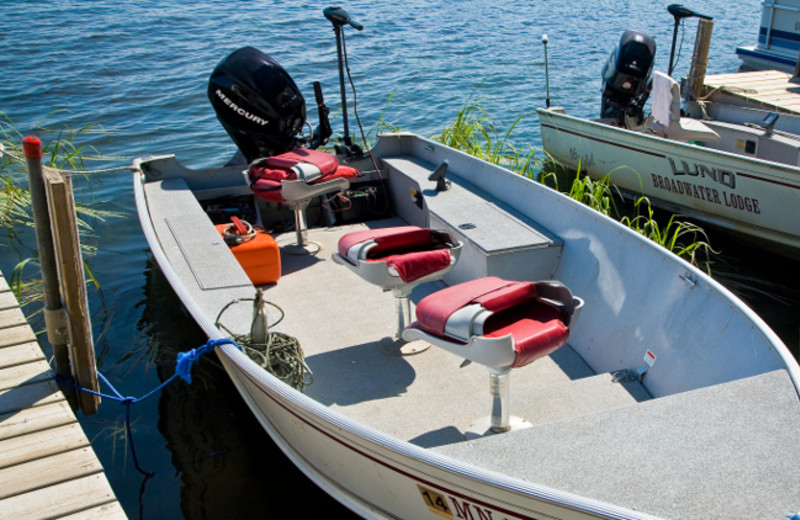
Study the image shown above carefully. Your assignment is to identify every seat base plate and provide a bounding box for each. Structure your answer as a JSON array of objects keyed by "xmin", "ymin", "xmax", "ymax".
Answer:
[
  {"xmin": 378, "ymin": 337, "xmax": 431, "ymax": 357},
  {"xmin": 279, "ymin": 240, "xmax": 322, "ymax": 256},
  {"xmin": 465, "ymin": 416, "xmax": 532, "ymax": 440}
]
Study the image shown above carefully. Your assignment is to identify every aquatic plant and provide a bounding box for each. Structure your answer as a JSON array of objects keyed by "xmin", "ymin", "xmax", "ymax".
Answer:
[
  {"xmin": 619, "ymin": 195, "xmax": 716, "ymax": 271},
  {"xmin": 547, "ymin": 165, "xmax": 715, "ymax": 270},
  {"xmin": 539, "ymin": 160, "xmax": 619, "ymax": 218},
  {"xmin": 0, "ymin": 112, "xmax": 121, "ymax": 305},
  {"xmin": 433, "ymin": 98, "xmax": 542, "ymax": 179}
]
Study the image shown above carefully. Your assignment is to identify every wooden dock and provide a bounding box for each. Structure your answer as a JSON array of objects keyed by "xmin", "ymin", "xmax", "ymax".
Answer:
[
  {"xmin": 703, "ymin": 69, "xmax": 800, "ymax": 115},
  {"xmin": 0, "ymin": 271, "xmax": 126, "ymax": 519}
]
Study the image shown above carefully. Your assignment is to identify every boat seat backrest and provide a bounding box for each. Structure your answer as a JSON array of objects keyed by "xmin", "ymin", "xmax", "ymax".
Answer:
[
  {"xmin": 248, "ymin": 148, "xmax": 359, "ymax": 203},
  {"xmin": 247, "ymin": 148, "xmax": 360, "ymax": 248},
  {"xmin": 651, "ymin": 71, "xmax": 681, "ymax": 126},
  {"xmin": 334, "ymin": 226, "xmax": 461, "ymax": 287},
  {"xmin": 650, "ymin": 71, "xmax": 721, "ymax": 143},
  {"xmin": 333, "ymin": 225, "xmax": 463, "ymax": 342},
  {"xmin": 405, "ymin": 276, "xmax": 581, "ymax": 371}
]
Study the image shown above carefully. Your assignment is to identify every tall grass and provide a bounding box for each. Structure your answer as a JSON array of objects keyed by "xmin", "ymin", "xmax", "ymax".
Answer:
[
  {"xmin": 620, "ymin": 195, "xmax": 716, "ymax": 271},
  {"xmin": 0, "ymin": 112, "xmax": 121, "ymax": 305},
  {"xmin": 433, "ymin": 99, "xmax": 542, "ymax": 179},
  {"xmin": 540, "ymin": 161, "xmax": 618, "ymax": 217}
]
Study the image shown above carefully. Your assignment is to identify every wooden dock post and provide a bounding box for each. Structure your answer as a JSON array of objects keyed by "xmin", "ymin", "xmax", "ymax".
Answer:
[
  {"xmin": 23, "ymin": 137, "xmax": 77, "ymax": 409},
  {"xmin": 23, "ymin": 136, "xmax": 100, "ymax": 415},
  {"xmin": 687, "ymin": 18, "xmax": 714, "ymax": 101}
]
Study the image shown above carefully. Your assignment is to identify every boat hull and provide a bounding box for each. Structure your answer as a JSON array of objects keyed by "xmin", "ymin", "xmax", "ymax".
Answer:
[
  {"xmin": 217, "ymin": 345, "xmax": 652, "ymax": 520},
  {"xmin": 537, "ymin": 108, "xmax": 800, "ymax": 252},
  {"xmin": 133, "ymin": 133, "xmax": 800, "ymax": 519},
  {"xmin": 735, "ymin": 0, "xmax": 800, "ymax": 73}
]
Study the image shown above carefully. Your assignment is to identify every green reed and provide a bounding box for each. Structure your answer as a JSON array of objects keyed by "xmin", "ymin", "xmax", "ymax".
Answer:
[
  {"xmin": 0, "ymin": 112, "xmax": 121, "ymax": 305},
  {"xmin": 433, "ymin": 99, "xmax": 542, "ymax": 179}
]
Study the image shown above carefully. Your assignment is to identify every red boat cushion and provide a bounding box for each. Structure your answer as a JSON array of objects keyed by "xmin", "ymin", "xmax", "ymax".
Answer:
[
  {"xmin": 338, "ymin": 226, "xmax": 454, "ymax": 283},
  {"xmin": 483, "ymin": 300, "xmax": 569, "ymax": 368},
  {"xmin": 415, "ymin": 277, "xmax": 522, "ymax": 337},
  {"xmin": 383, "ymin": 249, "xmax": 452, "ymax": 283},
  {"xmin": 337, "ymin": 226, "xmax": 433, "ymax": 259},
  {"xmin": 249, "ymin": 148, "xmax": 359, "ymax": 202},
  {"xmin": 414, "ymin": 276, "xmax": 569, "ymax": 368}
]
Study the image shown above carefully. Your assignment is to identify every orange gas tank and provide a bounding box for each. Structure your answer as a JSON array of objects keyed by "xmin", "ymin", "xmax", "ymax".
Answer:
[{"xmin": 215, "ymin": 223, "xmax": 281, "ymax": 285}]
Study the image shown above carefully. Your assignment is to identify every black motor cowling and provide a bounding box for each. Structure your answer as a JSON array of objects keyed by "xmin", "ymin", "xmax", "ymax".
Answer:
[
  {"xmin": 600, "ymin": 30, "xmax": 656, "ymax": 123},
  {"xmin": 208, "ymin": 46, "xmax": 306, "ymax": 162}
]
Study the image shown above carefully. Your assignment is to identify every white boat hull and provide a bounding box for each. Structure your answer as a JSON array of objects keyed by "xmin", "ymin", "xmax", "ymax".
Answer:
[
  {"xmin": 538, "ymin": 108, "xmax": 800, "ymax": 252},
  {"xmin": 217, "ymin": 347, "xmax": 651, "ymax": 520},
  {"xmin": 133, "ymin": 133, "xmax": 800, "ymax": 519},
  {"xmin": 735, "ymin": 0, "xmax": 800, "ymax": 73}
]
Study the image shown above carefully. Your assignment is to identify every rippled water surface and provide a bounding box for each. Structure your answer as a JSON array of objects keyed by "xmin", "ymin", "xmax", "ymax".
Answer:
[{"xmin": 4, "ymin": 1, "xmax": 793, "ymax": 518}]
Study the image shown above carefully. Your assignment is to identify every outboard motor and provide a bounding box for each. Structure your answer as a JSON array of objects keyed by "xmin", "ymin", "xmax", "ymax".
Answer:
[
  {"xmin": 600, "ymin": 30, "xmax": 656, "ymax": 124},
  {"xmin": 208, "ymin": 46, "xmax": 306, "ymax": 162}
]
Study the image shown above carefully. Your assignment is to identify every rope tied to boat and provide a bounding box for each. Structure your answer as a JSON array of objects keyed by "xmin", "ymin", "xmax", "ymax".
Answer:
[
  {"xmin": 54, "ymin": 337, "xmax": 239, "ymax": 477},
  {"xmin": 175, "ymin": 339, "xmax": 220, "ymax": 384}
]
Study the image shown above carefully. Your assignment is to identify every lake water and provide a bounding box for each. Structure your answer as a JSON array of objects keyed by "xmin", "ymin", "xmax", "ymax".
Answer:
[{"xmin": 2, "ymin": 0, "xmax": 797, "ymax": 518}]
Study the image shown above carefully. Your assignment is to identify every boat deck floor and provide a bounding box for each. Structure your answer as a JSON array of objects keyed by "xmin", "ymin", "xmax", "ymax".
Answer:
[
  {"xmin": 263, "ymin": 218, "xmax": 650, "ymax": 446},
  {"xmin": 260, "ymin": 220, "xmax": 800, "ymax": 519}
]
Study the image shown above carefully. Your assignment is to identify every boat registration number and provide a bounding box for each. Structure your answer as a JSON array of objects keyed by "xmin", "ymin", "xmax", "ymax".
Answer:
[{"xmin": 418, "ymin": 485, "xmax": 453, "ymax": 517}]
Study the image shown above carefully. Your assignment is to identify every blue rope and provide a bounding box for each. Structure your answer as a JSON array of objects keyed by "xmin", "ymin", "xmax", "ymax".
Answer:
[{"xmin": 56, "ymin": 338, "xmax": 239, "ymax": 477}]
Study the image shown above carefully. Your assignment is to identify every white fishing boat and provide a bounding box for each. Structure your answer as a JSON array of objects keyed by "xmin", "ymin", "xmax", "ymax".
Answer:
[
  {"xmin": 134, "ymin": 7, "xmax": 800, "ymax": 520},
  {"xmin": 538, "ymin": 6, "xmax": 800, "ymax": 254},
  {"xmin": 736, "ymin": 0, "xmax": 800, "ymax": 73}
]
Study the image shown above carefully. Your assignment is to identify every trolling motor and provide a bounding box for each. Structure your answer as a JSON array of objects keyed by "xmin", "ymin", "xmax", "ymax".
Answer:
[
  {"xmin": 666, "ymin": 4, "xmax": 713, "ymax": 76},
  {"xmin": 600, "ymin": 30, "xmax": 656, "ymax": 124},
  {"xmin": 323, "ymin": 6, "xmax": 364, "ymax": 158}
]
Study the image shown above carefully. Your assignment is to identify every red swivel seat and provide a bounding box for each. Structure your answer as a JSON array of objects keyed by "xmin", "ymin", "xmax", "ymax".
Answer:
[
  {"xmin": 402, "ymin": 276, "xmax": 582, "ymax": 433},
  {"xmin": 249, "ymin": 148, "xmax": 360, "ymax": 250},
  {"xmin": 333, "ymin": 226, "xmax": 462, "ymax": 351}
]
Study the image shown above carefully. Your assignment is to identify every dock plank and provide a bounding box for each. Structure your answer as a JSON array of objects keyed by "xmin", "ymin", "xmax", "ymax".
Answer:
[
  {"xmin": 0, "ymin": 359, "xmax": 55, "ymax": 391},
  {"xmin": 0, "ymin": 447, "xmax": 104, "ymax": 500},
  {"xmin": 0, "ymin": 290, "xmax": 18, "ymax": 311},
  {"xmin": 0, "ymin": 308, "xmax": 28, "ymax": 329},
  {"xmin": 0, "ymin": 379, "xmax": 64, "ymax": 415},
  {"xmin": 0, "ymin": 400, "xmax": 74, "ymax": 440},
  {"xmin": 0, "ymin": 341, "xmax": 47, "ymax": 369},
  {"xmin": 0, "ymin": 473, "xmax": 119, "ymax": 520},
  {"xmin": 0, "ymin": 268, "xmax": 126, "ymax": 518},
  {"xmin": 704, "ymin": 70, "xmax": 800, "ymax": 115},
  {"xmin": 0, "ymin": 323, "xmax": 37, "ymax": 348},
  {"xmin": 0, "ymin": 422, "xmax": 90, "ymax": 469}
]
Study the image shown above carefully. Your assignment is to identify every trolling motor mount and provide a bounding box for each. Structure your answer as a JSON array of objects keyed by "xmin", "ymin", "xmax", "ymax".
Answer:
[
  {"xmin": 324, "ymin": 6, "xmax": 364, "ymax": 159},
  {"xmin": 666, "ymin": 4, "xmax": 713, "ymax": 76}
]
